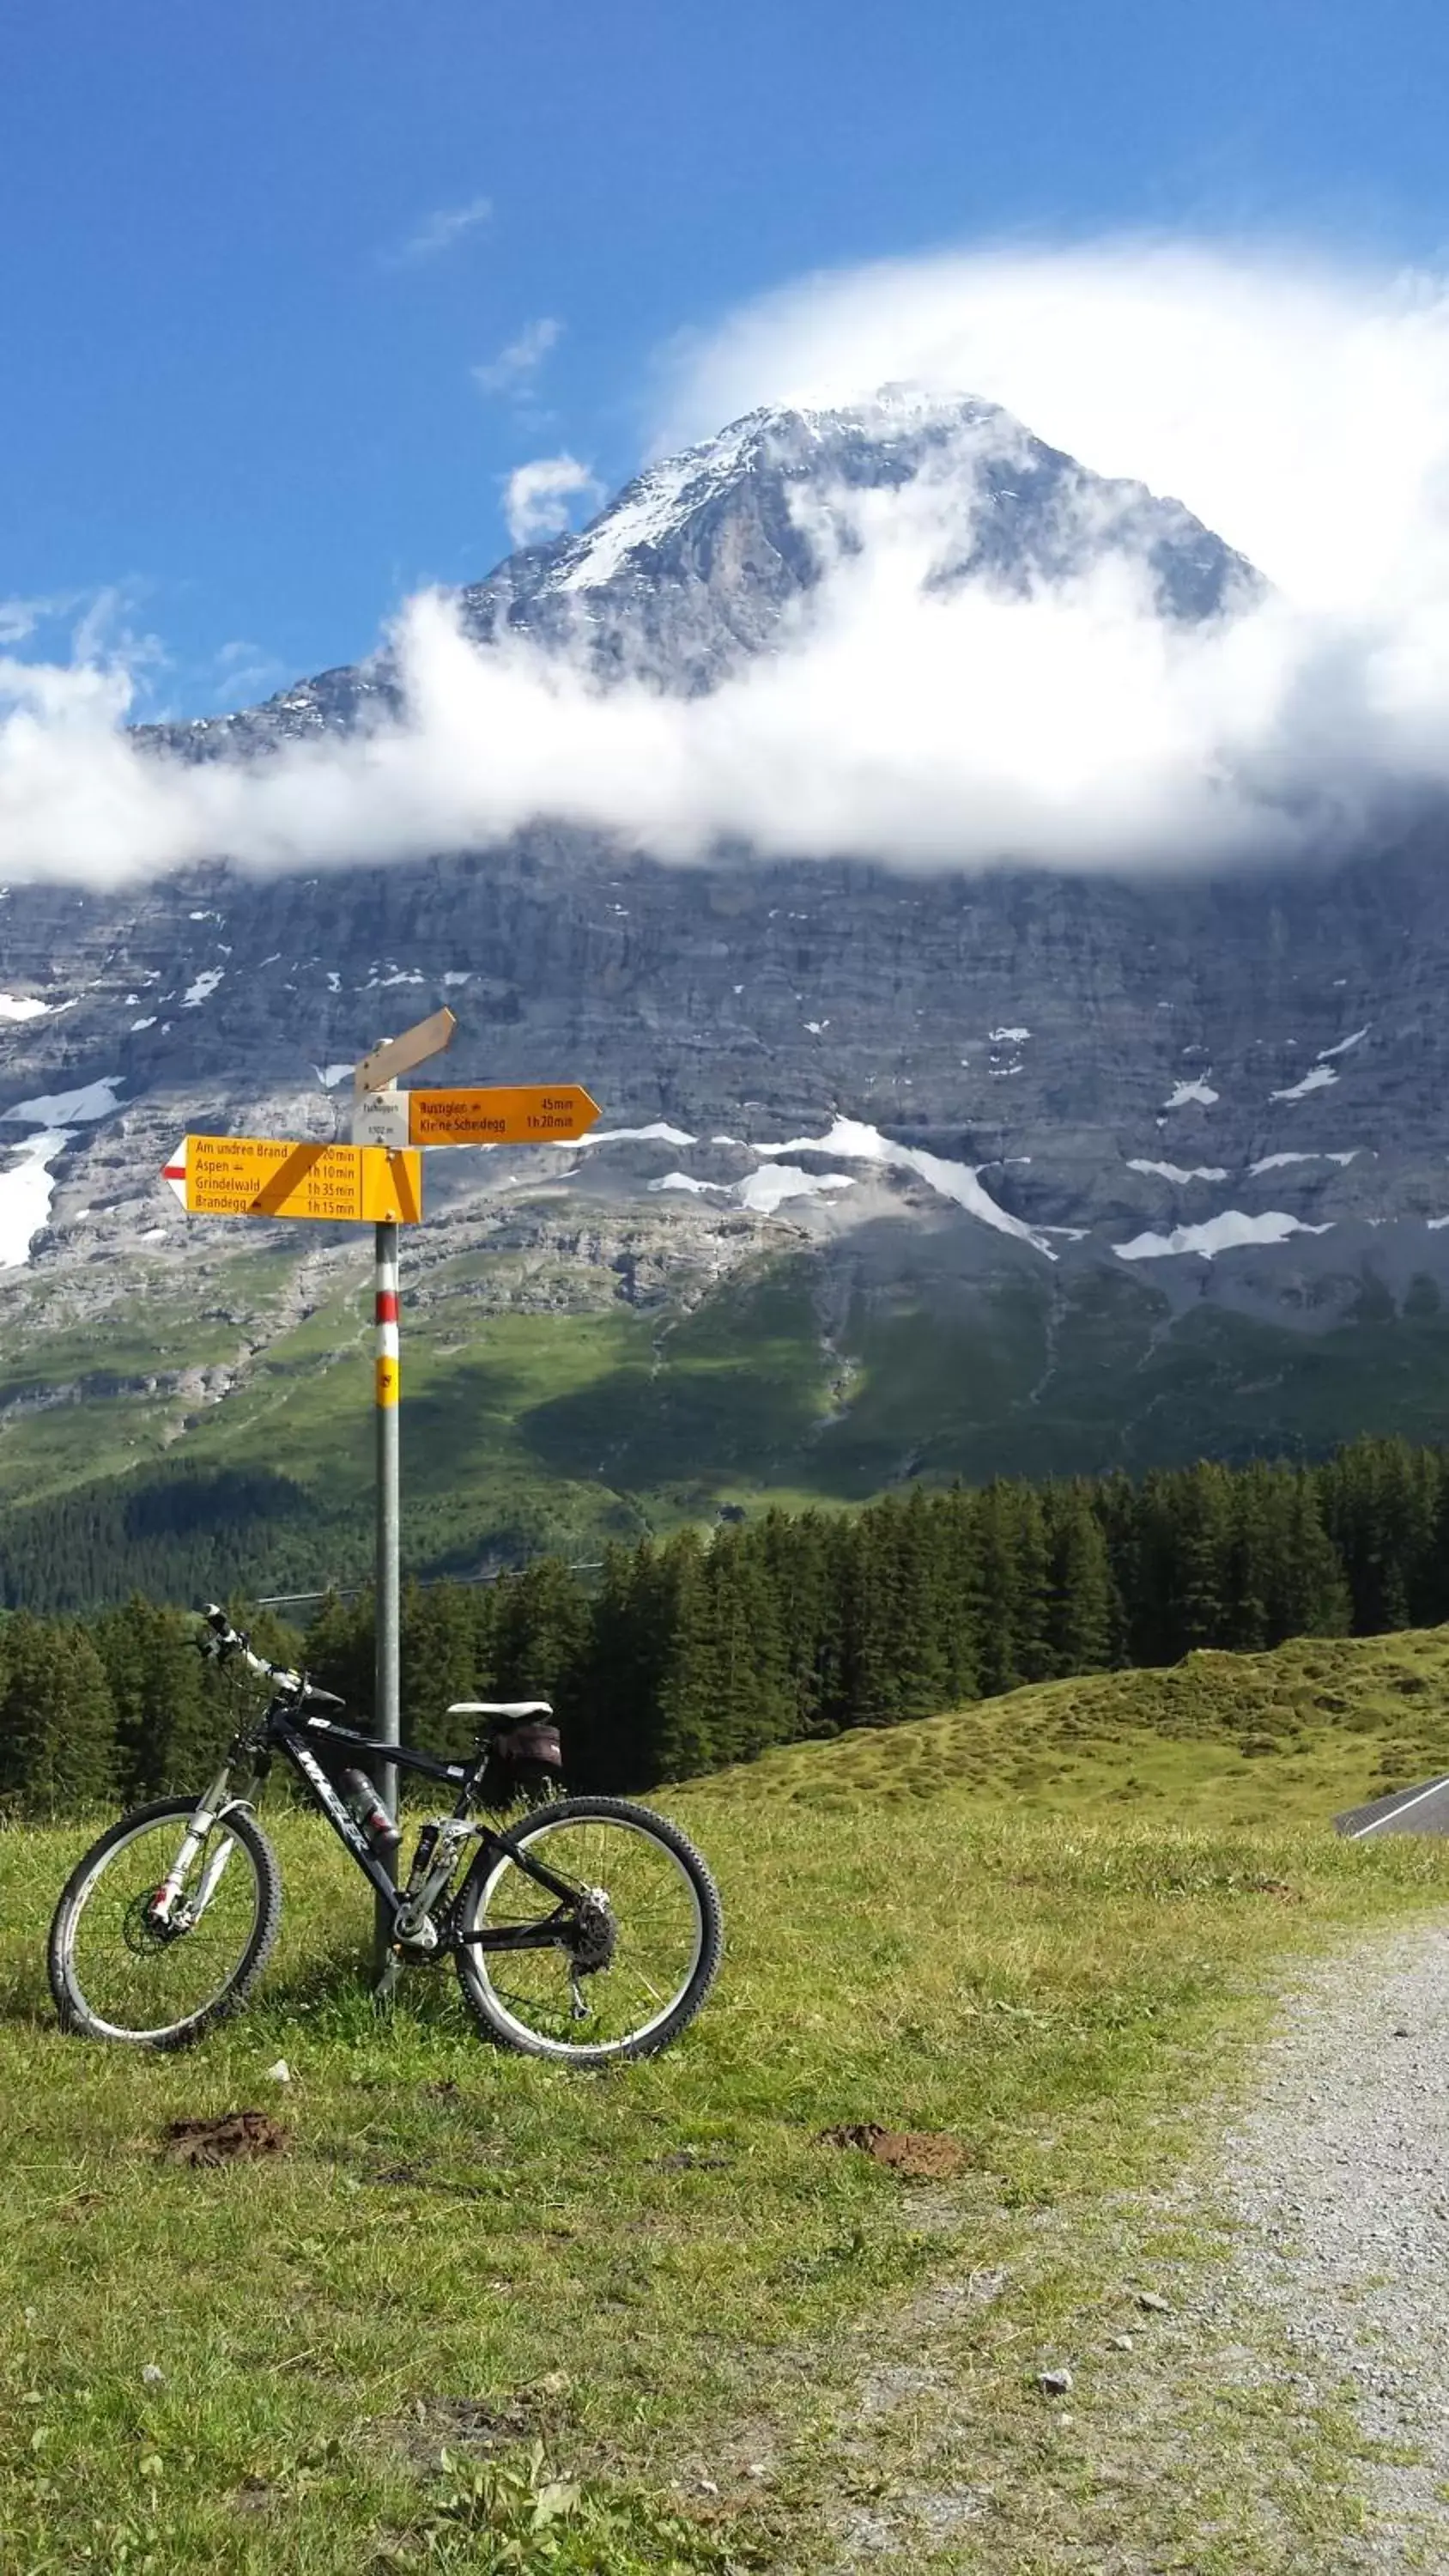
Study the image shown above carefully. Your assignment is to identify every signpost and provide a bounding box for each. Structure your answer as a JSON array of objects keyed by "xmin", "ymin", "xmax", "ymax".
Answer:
[
  {"xmin": 353, "ymin": 1006, "xmax": 457, "ymax": 1100},
  {"xmin": 351, "ymin": 1014, "xmax": 455, "ymax": 1994},
  {"xmin": 162, "ymin": 1005, "xmax": 598, "ymax": 1997},
  {"xmin": 163, "ymin": 1134, "xmax": 421, "ymax": 1224},
  {"xmin": 406, "ymin": 1084, "xmax": 600, "ymax": 1148}
]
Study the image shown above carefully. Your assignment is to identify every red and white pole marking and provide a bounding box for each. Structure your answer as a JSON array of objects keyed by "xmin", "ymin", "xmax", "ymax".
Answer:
[{"xmin": 375, "ymin": 1242, "xmax": 400, "ymax": 1409}]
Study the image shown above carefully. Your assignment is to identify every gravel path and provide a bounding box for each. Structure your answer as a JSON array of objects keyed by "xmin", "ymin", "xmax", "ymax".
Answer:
[
  {"xmin": 1216, "ymin": 1920, "xmax": 1449, "ymax": 2566},
  {"xmin": 814, "ymin": 1918, "xmax": 1449, "ymax": 2571}
]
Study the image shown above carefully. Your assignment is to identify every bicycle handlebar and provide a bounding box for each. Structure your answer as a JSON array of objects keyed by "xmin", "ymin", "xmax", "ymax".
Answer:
[
  {"xmin": 199, "ymin": 1603, "xmax": 304, "ymax": 1694},
  {"xmin": 198, "ymin": 1604, "xmax": 348, "ymax": 1715}
]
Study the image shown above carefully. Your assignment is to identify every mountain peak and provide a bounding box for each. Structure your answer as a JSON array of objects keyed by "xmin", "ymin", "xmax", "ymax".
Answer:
[
  {"xmin": 139, "ymin": 386, "xmax": 1258, "ymax": 759},
  {"xmin": 541, "ymin": 386, "xmax": 1009, "ymax": 595}
]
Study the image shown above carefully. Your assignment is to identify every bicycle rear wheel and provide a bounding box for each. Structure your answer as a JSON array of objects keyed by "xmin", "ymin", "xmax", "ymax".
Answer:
[
  {"xmin": 454, "ymin": 1795, "xmax": 723, "ymax": 2064},
  {"xmin": 48, "ymin": 1797, "xmax": 281, "ymax": 2047}
]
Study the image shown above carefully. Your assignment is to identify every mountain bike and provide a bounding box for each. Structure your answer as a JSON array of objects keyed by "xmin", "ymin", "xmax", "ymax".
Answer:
[{"xmin": 46, "ymin": 1606, "xmax": 723, "ymax": 2065}]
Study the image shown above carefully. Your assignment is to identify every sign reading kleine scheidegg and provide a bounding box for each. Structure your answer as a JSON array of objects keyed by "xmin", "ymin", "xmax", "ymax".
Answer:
[
  {"xmin": 406, "ymin": 1084, "xmax": 601, "ymax": 1147},
  {"xmin": 163, "ymin": 1134, "xmax": 423, "ymax": 1224}
]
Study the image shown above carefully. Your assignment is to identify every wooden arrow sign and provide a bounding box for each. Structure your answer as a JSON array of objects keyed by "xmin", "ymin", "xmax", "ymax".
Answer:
[
  {"xmin": 354, "ymin": 1006, "xmax": 457, "ymax": 1097},
  {"xmin": 163, "ymin": 1135, "xmax": 423, "ymax": 1223},
  {"xmin": 407, "ymin": 1084, "xmax": 602, "ymax": 1147}
]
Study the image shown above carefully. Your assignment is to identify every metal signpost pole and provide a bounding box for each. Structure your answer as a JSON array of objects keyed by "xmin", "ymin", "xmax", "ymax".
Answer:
[
  {"xmin": 352, "ymin": 1014, "xmax": 456, "ymax": 2000},
  {"xmin": 161, "ymin": 1015, "xmax": 604, "ymax": 2013},
  {"xmin": 372, "ymin": 1217, "xmax": 402, "ymax": 1996}
]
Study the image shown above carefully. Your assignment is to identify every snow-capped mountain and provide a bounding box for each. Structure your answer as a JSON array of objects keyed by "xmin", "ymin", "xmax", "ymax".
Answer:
[
  {"xmin": 138, "ymin": 389, "xmax": 1256, "ymax": 755},
  {"xmin": 4, "ymin": 390, "xmax": 1449, "ymax": 1506}
]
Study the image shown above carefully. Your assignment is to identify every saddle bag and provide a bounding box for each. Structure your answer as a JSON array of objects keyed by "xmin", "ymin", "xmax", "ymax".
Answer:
[{"xmin": 477, "ymin": 1716, "xmax": 565, "ymax": 1809}]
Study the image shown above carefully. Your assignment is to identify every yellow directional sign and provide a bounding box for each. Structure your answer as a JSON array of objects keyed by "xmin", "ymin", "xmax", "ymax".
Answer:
[
  {"xmin": 163, "ymin": 1135, "xmax": 423, "ymax": 1224},
  {"xmin": 407, "ymin": 1084, "xmax": 602, "ymax": 1148}
]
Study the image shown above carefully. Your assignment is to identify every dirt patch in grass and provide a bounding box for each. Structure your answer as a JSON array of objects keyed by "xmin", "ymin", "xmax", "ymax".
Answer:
[
  {"xmin": 818, "ymin": 2123, "xmax": 969, "ymax": 2180},
  {"xmin": 161, "ymin": 2110, "xmax": 291, "ymax": 2166}
]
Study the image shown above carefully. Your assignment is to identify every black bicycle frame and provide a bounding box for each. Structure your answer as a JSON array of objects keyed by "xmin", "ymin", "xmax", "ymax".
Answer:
[{"xmin": 264, "ymin": 1699, "xmax": 580, "ymax": 1943}]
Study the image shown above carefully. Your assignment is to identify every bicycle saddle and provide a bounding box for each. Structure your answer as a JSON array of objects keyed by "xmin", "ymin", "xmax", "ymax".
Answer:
[{"xmin": 446, "ymin": 1698, "xmax": 554, "ymax": 1731}]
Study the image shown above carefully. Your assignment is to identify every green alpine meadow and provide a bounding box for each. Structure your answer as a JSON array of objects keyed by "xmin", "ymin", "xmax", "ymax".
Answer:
[{"xmin": 4, "ymin": 1626, "xmax": 1449, "ymax": 2572}]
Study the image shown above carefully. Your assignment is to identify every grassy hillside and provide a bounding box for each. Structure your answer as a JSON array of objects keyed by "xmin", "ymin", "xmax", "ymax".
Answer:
[
  {"xmin": 4, "ymin": 1632, "xmax": 1449, "ymax": 2569},
  {"xmin": 11, "ymin": 1200, "xmax": 1449, "ymax": 1587},
  {"xmin": 686, "ymin": 1623, "xmax": 1449, "ymax": 1830},
  {"xmin": 12, "ymin": 1217, "xmax": 1449, "ymax": 1599}
]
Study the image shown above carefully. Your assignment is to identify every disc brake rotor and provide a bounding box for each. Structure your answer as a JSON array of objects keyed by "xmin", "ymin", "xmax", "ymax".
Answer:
[{"xmin": 122, "ymin": 1890, "xmax": 187, "ymax": 1954}]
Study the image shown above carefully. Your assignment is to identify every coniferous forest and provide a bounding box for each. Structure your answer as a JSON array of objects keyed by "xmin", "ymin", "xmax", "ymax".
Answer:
[{"xmin": 1, "ymin": 1433, "xmax": 1446, "ymax": 1817}]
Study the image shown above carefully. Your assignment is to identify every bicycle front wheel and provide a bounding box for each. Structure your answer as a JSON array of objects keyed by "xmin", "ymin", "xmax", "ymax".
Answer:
[
  {"xmin": 454, "ymin": 1795, "xmax": 723, "ymax": 2064},
  {"xmin": 48, "ymin": 1797, "xmax": 281, "ymax": 2047}
]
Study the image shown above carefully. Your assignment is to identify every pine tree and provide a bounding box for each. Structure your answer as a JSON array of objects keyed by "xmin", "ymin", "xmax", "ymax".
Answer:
[
  {"xmin": 757, "ymin": 1507, "xmax": 843, "ymax": 1736},
  {"xmin": 673, "ymin": 1529, "xmax": 791, "ymax": 1770},
  {"xmin": 1167, "ymin": 1464, "xmax": 1236, "ymax": 1652},
  {"xmin": 94, "ymin": 1595, "xmax": 226, "ymax": 1799},
  {"xmin": 973, "ymin": 1483, "xmax": 1025, "ymax": 1698},
  {"xmin": 1011, "ymin": 1484, "xmax": 1056, "ymax": 1684},
  {"xmin": 838, "ymin": 1499, "xmax": 907, "ymax": 1728},
  {"xmin": 933, "ymin": 1485, "xmax": 984, "ymax": 1707},
  {"xmin": 1044, "ymin": 1484, "xmax": 1119, "ymax": 1675},
  {"xmin": 0, "ymin": 1614, "xmax": 118, "ymax": 1816},
  {"xmin": 492, "ymin": 1557, "xmax": 589, "ymax": 1704},
  {"xmin": 1277, "ymin": 1474, "xmax": 1351, "ymax": 1639},
  {"xmin": 565, "ymin": 1542, "xmax": 641, "ymax": 1789},
  {"xmin": 403, "ymin": 1583, "xmax": 487, "ymax": 1760},
  {"xmin": 302, "ymin": 1590, "xmax": 375, "ymax": 1714}
]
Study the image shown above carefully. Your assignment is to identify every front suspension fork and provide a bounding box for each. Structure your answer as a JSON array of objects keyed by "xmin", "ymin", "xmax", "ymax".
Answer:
[{"xmin": 149, "ymin": 1764, "xmax": 239, "ymax": 1927}]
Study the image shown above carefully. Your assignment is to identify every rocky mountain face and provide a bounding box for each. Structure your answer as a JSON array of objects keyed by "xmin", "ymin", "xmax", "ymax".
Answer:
[
  {"xmin": 138, "ymin": 387, "xmax": 1255, "ymax": 751},
  {"xmin": 3, "ymin": 388, "xmax": 1448, "ymax": 1534}
]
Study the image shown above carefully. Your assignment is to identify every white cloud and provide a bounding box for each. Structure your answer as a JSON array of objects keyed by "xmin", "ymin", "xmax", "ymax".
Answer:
[
  {"xmin": 650, "ymin": 239, "xmax": 1449, "ymax": 619},
  {"xmin": 475, "ymin": 316, "xmax": 563, "ymax": 396},
  {"xmin": 388, "ymin": 194, "xmax": 493, "ymax": 265},
  {"xmin": 15, "ymin": 240, "xmax": 1449, "ymax": 886},
  {"xmin": 211, "ymin": 639, "xmax": 287, "ymax": 702},
  {"xmin": 501, "ymin": 453, "xmax": 603, "ymax": 547},
  {"xmin": 0, "ymin": 598, "xmax": 52, "ymax": 647}
]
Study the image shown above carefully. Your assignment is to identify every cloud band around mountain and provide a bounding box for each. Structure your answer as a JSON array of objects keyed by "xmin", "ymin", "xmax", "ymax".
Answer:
[{"xmin": 8, "ymin": 240, "xmax": 1449, "ymax": 887}]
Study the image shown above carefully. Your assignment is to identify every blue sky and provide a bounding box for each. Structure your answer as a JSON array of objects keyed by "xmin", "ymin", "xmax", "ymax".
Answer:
[{"xmin": 4, "ymin": 0, "xmax": 1448, "ymax": 717}]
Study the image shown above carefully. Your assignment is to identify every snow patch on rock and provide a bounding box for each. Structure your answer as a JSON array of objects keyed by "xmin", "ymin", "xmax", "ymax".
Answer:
[
  {"xmin": 1, "ymin": 1075, "xmax": 124, "ymax": 1126},
  {"xmin": 1250, "ymin": 1149, "xmax": 1360, "ymax": 1174},
  {"xmin": 751, "ymin": 1115, "xmax": 1054, "ymax": 1255},
  {"xmin": 736, "ymin": 1164, "xmax": 856, "ymax": 1215},
  {"xmin": 1271, "ymin": 1065, "xmax": 1339, "ymax": 1103},
  {"xmin": 590, "ymin": 1121, "xmax": 698, "ymax": 1148},
  {"xmin": 648, "ymin": 1164, "xmax": 857, "ymax": 1215},
  {"xmin": 554, "ymin": 419, "xmax": 758, "ymax": 593},
  {"xmin": 1115, "ymin": 1210, "xmax": 1335, "ymax": 1261},
  {"xmin": 0, "ymin": 1129, "xmax": 70, "ymax": 1268}
]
